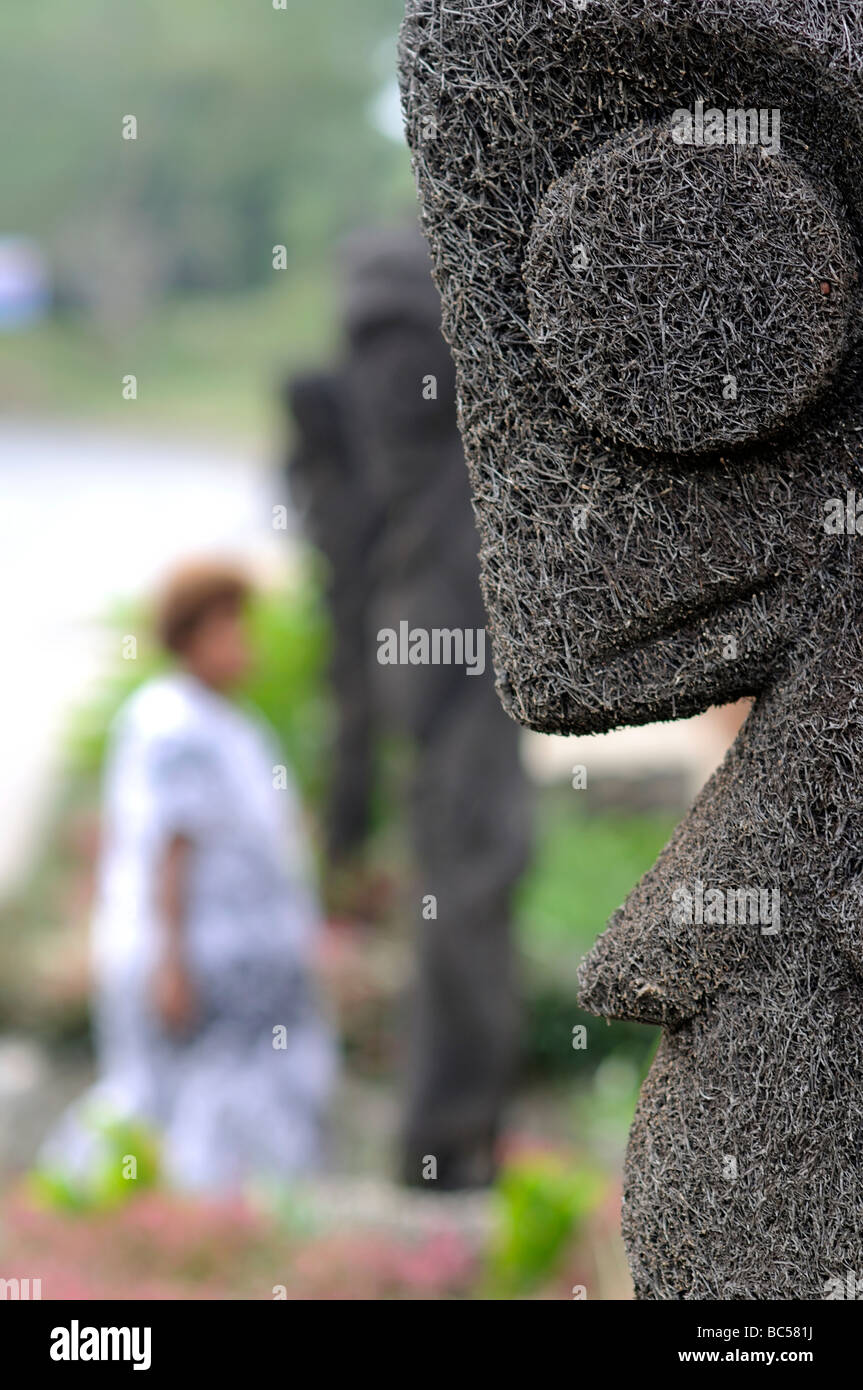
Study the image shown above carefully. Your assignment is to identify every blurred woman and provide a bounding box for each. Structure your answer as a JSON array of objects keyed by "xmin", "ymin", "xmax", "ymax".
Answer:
[{"xmin": 42, "ymin": 561, "xmax": 335, "ymax": 1192}]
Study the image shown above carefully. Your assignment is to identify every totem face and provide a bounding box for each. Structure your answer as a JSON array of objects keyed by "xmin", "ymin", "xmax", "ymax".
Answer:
[{"xmin": 399, "ymin": 1, "xmax": 863, "ymax": 735}]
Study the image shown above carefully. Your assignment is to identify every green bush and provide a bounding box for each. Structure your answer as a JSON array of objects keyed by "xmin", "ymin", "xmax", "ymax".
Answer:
[
  {"xmin": 485, "ymin": 1152, "xmax": 607, "ymax": 1297},
  {"xmin": 518, "ymin": 793, "xmax": 679, "ymax": 956},
  {"xmin": 29, "ymin": 1112, "xmax": 160, "ymax": 1215},
  {"xmin": 517, "ymin": 795, "xmax": 675, "ymax": 1076}
]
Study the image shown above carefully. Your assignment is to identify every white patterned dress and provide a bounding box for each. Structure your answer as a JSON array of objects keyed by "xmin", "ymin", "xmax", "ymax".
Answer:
[{"xmin": 42, "ymin": 673, "xmax": 336, "ymax": 1192}]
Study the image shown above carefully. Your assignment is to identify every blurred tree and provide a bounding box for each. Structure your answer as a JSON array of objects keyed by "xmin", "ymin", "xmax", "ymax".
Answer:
[{"xmin": 0, "ymin": 0, "xmax": 412, "ymax": 322}]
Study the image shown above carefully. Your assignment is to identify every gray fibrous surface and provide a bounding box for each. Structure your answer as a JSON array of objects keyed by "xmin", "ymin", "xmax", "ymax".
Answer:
[
  {"xmin": 525, "ymin": 127, "xmax": 858, "ymax": 455},
  {"xmin": 287, "ymin": 226, "xmax": 532, "ymax": 1189},
  {"xmin": 400, "ymin": 0, "xmax": 863, "ymax": 1297}
]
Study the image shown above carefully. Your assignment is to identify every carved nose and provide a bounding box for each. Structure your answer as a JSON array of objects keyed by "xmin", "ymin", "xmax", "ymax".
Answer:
[{"xmin": 524, "ymin": 124, "xmax": 858, "ymax": 456}]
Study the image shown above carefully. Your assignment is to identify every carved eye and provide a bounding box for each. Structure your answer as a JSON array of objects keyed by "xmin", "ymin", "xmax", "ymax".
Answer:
[{"xmin": 524, "ymin": 123, "xmax": 858, "ymax": 456}]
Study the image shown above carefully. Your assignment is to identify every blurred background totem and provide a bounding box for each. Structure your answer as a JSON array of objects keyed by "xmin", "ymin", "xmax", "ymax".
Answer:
[{"xmin": 286, "ymin": 227, "xmax": 533, "ymax": 1188}]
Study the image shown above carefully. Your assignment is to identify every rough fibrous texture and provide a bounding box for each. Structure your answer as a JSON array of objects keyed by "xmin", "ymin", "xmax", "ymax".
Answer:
[
  {"xmin": 400, "ymin": 0, "xmax": 863, "ymax": 1297},
  {"xmin": 525, "ymin": 127, "xmax": 858, "ymax": 455},
  {"xmin": 288, "ymin": 227, "xmax": 532, "ymax": 1189}
]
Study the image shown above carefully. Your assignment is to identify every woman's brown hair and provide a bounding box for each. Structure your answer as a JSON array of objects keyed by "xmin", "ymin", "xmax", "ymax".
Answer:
[{"xmin": 153, "ymin": 560, "xmax": 251, "ymax": 655}]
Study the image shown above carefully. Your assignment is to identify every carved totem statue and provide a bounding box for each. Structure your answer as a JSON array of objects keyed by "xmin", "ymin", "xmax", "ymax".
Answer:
[{"xmin": 400, "ymin": 1, "xmax": 863, "ymax": 1295}]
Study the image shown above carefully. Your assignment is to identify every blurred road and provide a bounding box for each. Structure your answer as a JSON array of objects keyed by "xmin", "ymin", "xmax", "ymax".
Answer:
[{"xmin": 0, "ymin": 419, "xmax": 296, "ymax": 893}]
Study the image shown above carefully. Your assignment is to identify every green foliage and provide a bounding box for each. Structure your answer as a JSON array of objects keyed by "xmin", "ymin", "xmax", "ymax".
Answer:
[
  {"xmin": 518, "ymin": 794, "xmax": 679, "ymax": 955},
  {"xmin": 485, "ymin": 1153, "xmax": 607, "ymax": 1298},
  {"xmin": 523, "ymin": 979, "xmax": 658, "ymax": 1079},
  {"xmin": 29, "ymin": 1113, "xmax": 161, "ymax": 1214},
  {"xmin": 581, "ymin": 1050, "xmax": 655, "ymax": 1153},
  {"xmin": 517, "ymin": 796, "xmax": 675, "ymax": 1075},
  {"xmin": 0, "ymin": 0, "xmax": 415, "ymax": 435},
  {"xmin": 0, "ymin": 0, "xmax": 411, "ymax": 297},
  {"xmin": 243, "ymin": 574, "xmax": 332, "ymax": 807},
  {"xmin": 0, "ymin": 271, "xmax": 336, "ymax": 437}
]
